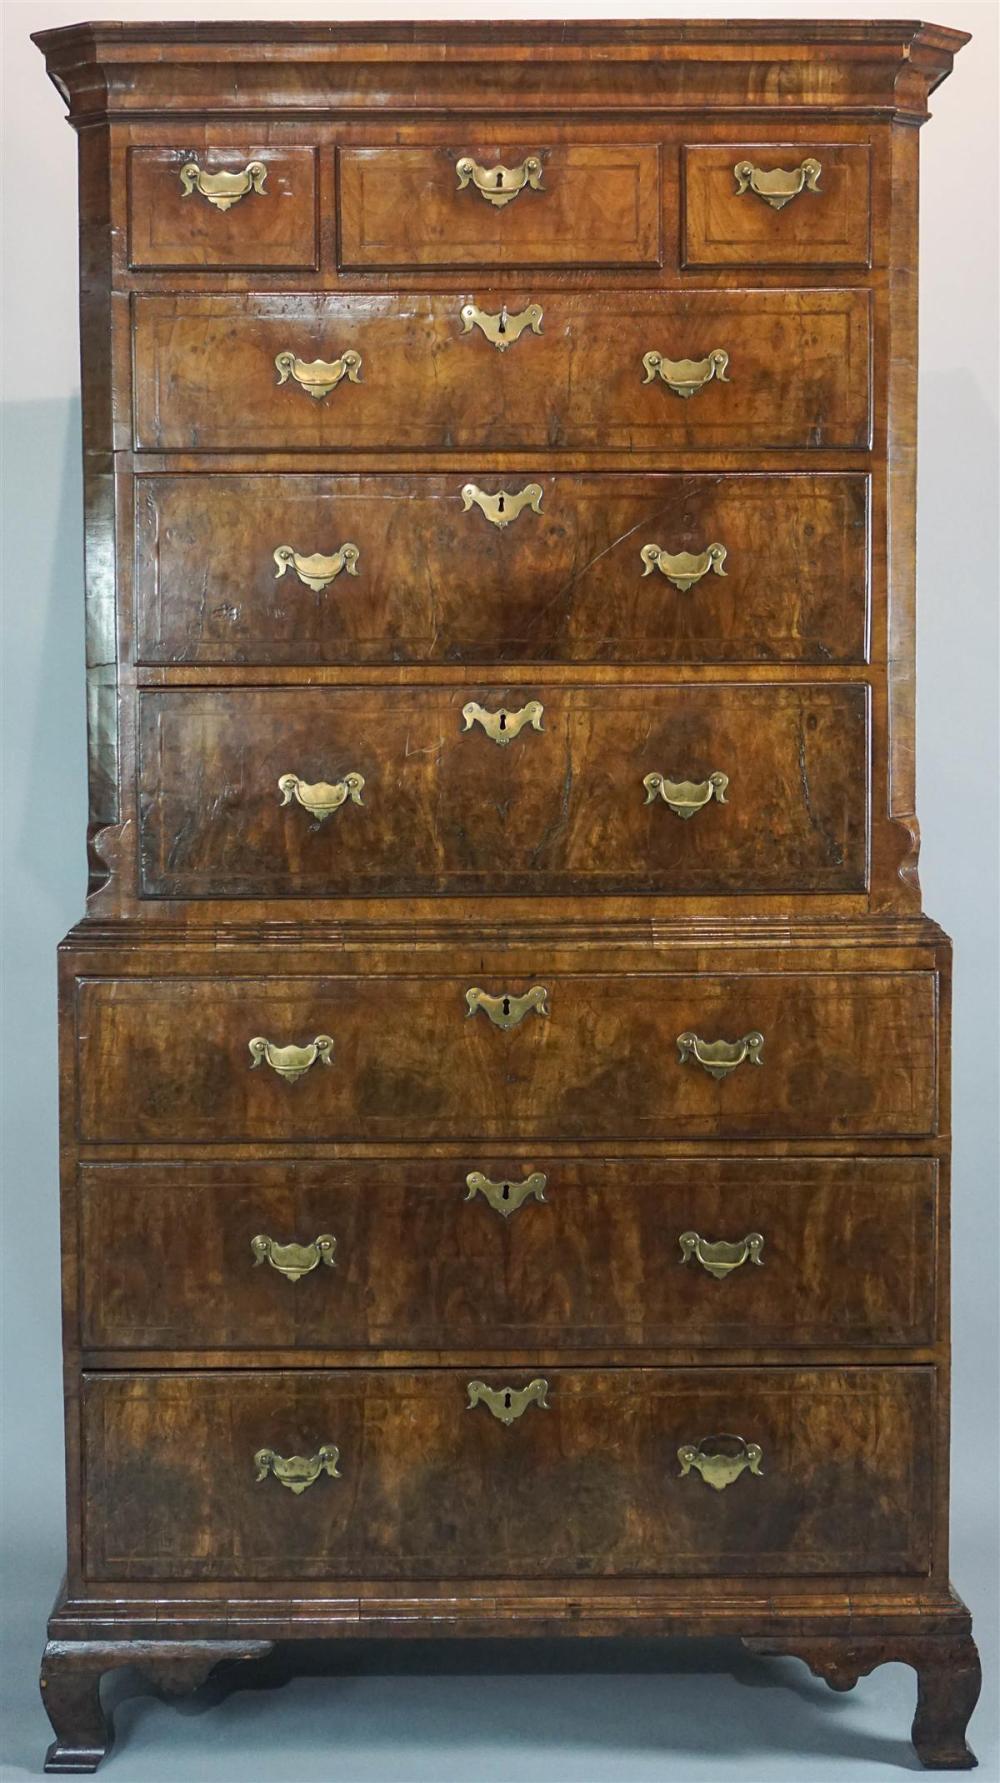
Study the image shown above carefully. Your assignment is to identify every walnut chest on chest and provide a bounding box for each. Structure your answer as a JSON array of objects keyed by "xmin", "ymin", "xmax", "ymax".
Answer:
[{"xmin": 33, "ymin": 17, "xmax": 981, "ymax": 1774}]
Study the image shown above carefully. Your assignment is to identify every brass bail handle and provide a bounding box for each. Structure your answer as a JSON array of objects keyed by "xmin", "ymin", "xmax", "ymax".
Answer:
[
  {"xmin": 248, "ymin": 1035, "xmax": 334, "ymax": 1082},
  {"xmin": 679, "ymin": 1231, "xmax": 765, "ymax": 1279},
  {"xmin": 676, "ymin": 1030, "xmax": 764, "ymax": 1079},
  {"xmin": 643, "ymin": 771, "xmax": 729, "ymax": 819},
  {"xmin": 274, "ymin": 349, "xmax": 362, "ymax": 400},
  {"xmin": 677, "ymin": 1434, "xmax": 764, "ymax": 1491},
  {"xmin": 642, "ymin": 348, "xmax": 730, "ymax": 399},
  {"xmin": 251, "ymin": 1233, "xmax": 337, "ymax": 1281},
  {"xmin": 734, "ymin": 157, "xmax": 822, "ymax": 209},
  {"xmin": 253, "ymin": 1445, "xmax": 341, "ymax": 1494},
  {"xmin": 179, "ymin": 159, "xmax": 267, "ymax": 209}
]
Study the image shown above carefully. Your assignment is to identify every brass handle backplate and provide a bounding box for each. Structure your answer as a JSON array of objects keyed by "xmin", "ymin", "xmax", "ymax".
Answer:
[
  {"xmin": 466, "ymin": 986, "xmax": 550, "ymax": 1029},
  {"xmin": 179, "ymin": 159, "xmax": 267, "ymax": 210},
  {"xmin": 467, "ymin": 1378, "xmax": 550, "ymax": 1423},
  {"xmin": 274, "ymin": 544, "xmax": 360, "ymax": 590},
  {"xmin": 460, "ymin": 302, "xmax": 543, "ymax": 351},
  {"xmin": 679, "ymin": 1231, "xmax": 765, "ymax": 1279},
  {"xmin": 642, "ymin": 349, "xmax": 730, "ymax": 399},
  {"xmin": 275, "ymin": 350, "xmax": 362, "ymax": 400},
  {"xmin": 278, "ymin": 772, "xmax": 365, "ymax": 822},
  {"xmin": 465, "ymin": 1171, "xmax": 548, "ymax": 1217},
  {"xmin": 734, "ymin": 157, "xmax": 822, "ymax": 210},
  {"xmin": 643, "ymin": 772, "xmax": 729, "ymax": 819},
  {"xmin": 251, "ymin": 1233, "xmax": 337, "ymax": 1281},
  {"xmin": 254, "ymin": 1445, "xmax": 341, "ymax": 1494},
  {"xmin": 676, "ymin": 1031, "xmax": 764, "ymax": 1079},
  {"xmin": 641, "ymin": 543, "xmax": 728, "ymax": 591},
  {"xmin": 462, "ymin": 482, "xmax": 543, "ymax": 529},
  {"xmin": 456, "ymin": 155, "xmax": 544, "ymax": 207},
  {"xmin": 678, "ymin": 1434, "xmax": 764, "ymax": 1491},
  {"xmin": 462, "ymin": 700, "xmax": 544, "ymax": 746},
  {"xmin": 248, "ymin": 1035, "xmax": 334, "ymax": 1082}
]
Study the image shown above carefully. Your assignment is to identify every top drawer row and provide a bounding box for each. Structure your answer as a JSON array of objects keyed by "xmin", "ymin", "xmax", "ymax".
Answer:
[{"xmin": 129, "ymin": 142, "xmax": 872, "ymax": 274}]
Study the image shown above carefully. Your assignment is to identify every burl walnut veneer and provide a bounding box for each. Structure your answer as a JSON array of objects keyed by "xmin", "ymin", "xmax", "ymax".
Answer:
[{"xmin": 33, "ymin": 17, "xmax": 980, "ymax": 1773}]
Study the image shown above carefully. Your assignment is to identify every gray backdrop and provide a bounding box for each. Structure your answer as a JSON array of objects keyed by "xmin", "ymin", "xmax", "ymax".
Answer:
[{"xmin": 3, "ymin": 1, "xmax": 997, "ymax": 1778}]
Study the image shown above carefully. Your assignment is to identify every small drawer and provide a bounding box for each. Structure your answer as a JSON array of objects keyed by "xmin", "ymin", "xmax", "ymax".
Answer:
[
  {"xmin": 337, "ymin": 144, "xmax": 662, "ymax": 270},
  {"xmin": 682, "ymin": 143, "xmax": 871, "ymax": 269},
  {"xmin": 136, "ymin": 682, "xmax": 870, "ymax": 899},
  {"xmin": 134, "ymin": 470, "xmax": 870, "ymax": 669},
  {"xmin": 79, "ymin": 1157, "xmax": 938, "ymax": 1352},
  {"xmin": 131, "ymin": 289, "xmax": 871, "ymax": 453},
  {"xmin": 81, "ymin": 1366, "xmax": 935, "ymax": 1581},
  {"xmin": 75, "ymin": 968, "xmax": 937, "ymax": 1145},
  {"xmin": 128, "ymin": 145, "xmax": 319, "ymax": 271}
]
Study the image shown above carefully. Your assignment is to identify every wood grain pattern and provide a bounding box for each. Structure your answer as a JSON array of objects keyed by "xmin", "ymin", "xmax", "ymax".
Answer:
[
  {"xmin": 134, "ymin": 470, "xmax": 870, "ymax": 668},
  {"xmin": 33, "ymin": 21, "xmax": 970, "ymax": 129},
  {"xmin": 682, "ymin": 144, "xmax": 871, "ymax": 269},
  {"xmin": 338, "ymin": 144, "xmax": 662, "ymax": 271},
  {"xmin": 81, "ymin": 1366, "xmax": 935, "ymax": 1582},
  {"xmin": 131, "ymin": 290, "xmax": 872, "ymax": 453},
  {"xmin": 78, "ymin": 1156, "xmax": 937, "ymax": 1353},
  {"xmin": 30, "ymin": 17, "xmax": 976, "ymax": 1776},
  {"xmin": 128, "ymin": 145, "xmax": 318, "ymax": 270},
  {"xmin": 75, "ymin": 967, "xmax": 937, "ymax": 1144},
  {"xmin": 136, "ymin": 683, "xmax": 870, "ymax": 898}
]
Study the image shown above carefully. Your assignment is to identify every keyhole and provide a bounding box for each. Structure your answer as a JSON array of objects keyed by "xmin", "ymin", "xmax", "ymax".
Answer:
[
  {"xmin": 496, "ymin": 494, "xmax": 505, "ymax": 515},
  {"xmin": 502, "ymin": 997, "xmax": 511, "ymax": 1016},
  {"xmin": 495, "ymin": 170, "xmax": 504, "ymax": 190},
  {"xmin": 501, "ymin": 1183, "xmax": 511, "ymax": 1201},
  {"xmin": 498, "ymin": 305, "xmax": 508, "ymax": 335},
  {"xmin": 503, "ymin": 1391, "xmax": 513, "ymax": 1410},
  {"xmin": 498, "ymin": 712, "xmax": 507, "ymax": 732}
]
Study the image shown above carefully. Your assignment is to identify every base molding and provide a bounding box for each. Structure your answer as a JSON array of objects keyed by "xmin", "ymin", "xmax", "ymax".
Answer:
[{"xmin": 40, "ymin": 1589, "xmax": 979, "ymax": 1773}]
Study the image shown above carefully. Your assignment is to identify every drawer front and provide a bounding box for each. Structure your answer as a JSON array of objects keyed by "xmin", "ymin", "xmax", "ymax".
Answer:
[
  {"xmin": 135, "ymin": 471, "xmax": 869, "ymax": 668},
  {"xmin": 682, "ymin": 144, "xmax": 871, "ymax": 268},
  {"xmin": 81, "ymin": 1366, "xmax": 935, "ymax": 1581},
  {"xmin": 137, "ymin": 683, "xmax": 869, "ymax": 898},
  {"xmin": 80, "ymin": 1157, "xmax": 938, "ymax": 1352},
  {"xmin": 131, "ymin": 290, "xmax": 871, "ymax": 452},
  {"xmin": 128, "ymin": 146, "xmax": 319, "ymax": 271},
  {"xmin": 76, "ymin": 971, "xmax": 937, "ymax": 1144},
  {"xmin": 337, "ymin": 144, "xmax": 661, "ymax": 270}
]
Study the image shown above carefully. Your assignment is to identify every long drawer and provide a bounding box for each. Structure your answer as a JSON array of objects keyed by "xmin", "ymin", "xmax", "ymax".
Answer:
[
  {"xmin": 79, "ymin": 1157, "xmax": 938, "ymax": 1351},
  {"xmin": 131, "ymin": 290, "xmax": 871, "ymax": 452},
  {"xmin": 75, "ymin": 970, "xmax": 938, "ymax": 1144},
  {"xmin": 136, "ymin": 684, "xmax": 870, "ymax": 899},
  {"xmin": 81, "ymin": 1366, "xmax": 935, "ymax": 1581},
  {"xmin": 134, "ymin": 470, "xmax": 869, "ymax": 668}
]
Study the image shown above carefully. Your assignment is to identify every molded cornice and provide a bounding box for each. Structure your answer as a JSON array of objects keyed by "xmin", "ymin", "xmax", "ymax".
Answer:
[{"xmin": 33, "ymin": 19, "xmax": 970, "ymax": 128}]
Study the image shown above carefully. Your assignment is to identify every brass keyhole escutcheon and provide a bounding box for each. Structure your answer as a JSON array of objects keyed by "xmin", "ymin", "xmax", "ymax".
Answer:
[
  {"xmin": 461, "ymin": 483, "xmax": 543, "ymax": 529},
  {"xmin": 466, "ymin": 1378, "xmax": 550, "ymax": 1423},
  {"xmin": 460, "ymin": 302, "xmax": 543, "ymax": 352},
  {"xmin": 462, "ymin": 701, "xmax": 544, "ymax": 746},
  {"xmin": 465, "ymin": 1172, "xmax": 548, "ymax": 1217},
  {"xmin": 465, "ymin": 986, "xmax": 549, "ymax": 1028}
]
